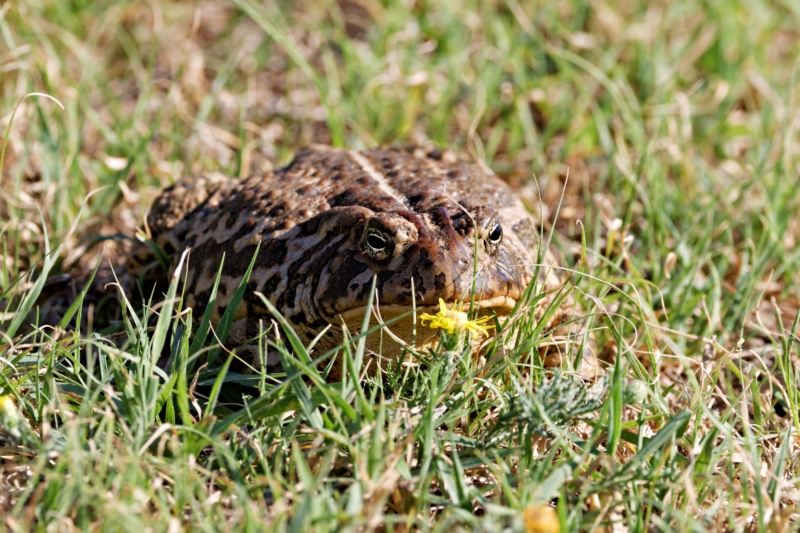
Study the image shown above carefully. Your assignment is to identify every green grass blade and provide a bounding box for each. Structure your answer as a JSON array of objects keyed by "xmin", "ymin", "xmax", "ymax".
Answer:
[
  {"xmin": 204, "ymin": 353, "xmax": 234, "ymax": 418},
  {"xmin": 618, "ymin": 410, "xmax": 692, "ymax": 477},
  {"xmin": 6, "ymin": 190, "xmax": 96, "ymax": 339},
  {"xmin": 768, "ymin": 426, "xmax": 791, "ymax": 503},
  {"xmin": 208, "ymin": 243, "xmax": 260, "ymax": 365},
  {"xmin": 56, "ymin": 252, "xmax": 103, "ymax": 331},
  {"xmin": 188, "ymin": 253, "xmax": 225, "ymax": 363},
  {"xmin": 150, "ymin": 248, "xmax": 189, "ymax": 365},
  {"xmin": 275, "ymin": 339, "xmax": 324, "ymax": 431}
]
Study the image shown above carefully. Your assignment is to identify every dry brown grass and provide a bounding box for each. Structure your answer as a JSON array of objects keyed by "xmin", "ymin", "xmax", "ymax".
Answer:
[{"xmin": 3, "ymin": 0, "xmax": 800, "ymax": 531}]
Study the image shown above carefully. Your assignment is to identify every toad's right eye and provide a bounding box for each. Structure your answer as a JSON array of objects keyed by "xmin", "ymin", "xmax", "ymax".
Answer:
[{"xmin": 364, "ymin": 228, "xmax": 394, "ymax": 261}]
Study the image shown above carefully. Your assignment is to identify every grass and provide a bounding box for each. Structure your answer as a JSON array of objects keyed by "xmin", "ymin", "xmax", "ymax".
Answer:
[{"xmin": 2, "ymin": 0, "xmax": 800, "ymax": 530}]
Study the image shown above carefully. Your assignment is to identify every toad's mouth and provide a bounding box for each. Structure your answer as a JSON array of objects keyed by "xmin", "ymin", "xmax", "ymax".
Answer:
[{"xmin": 335, "ymin": 295, "xmax": 518, "ymax": 324}]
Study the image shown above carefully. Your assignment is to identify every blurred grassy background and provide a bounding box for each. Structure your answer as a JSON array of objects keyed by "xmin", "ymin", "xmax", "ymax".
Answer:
[{"xmin": 3, "ymin": 0, "xmax": 800, "ymax": 530}]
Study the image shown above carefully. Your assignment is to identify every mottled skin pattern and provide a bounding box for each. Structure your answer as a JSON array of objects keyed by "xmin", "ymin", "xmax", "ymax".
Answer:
[{"xmin": 130, "ymin": 145, "xmax": 570, "ymax": 376}]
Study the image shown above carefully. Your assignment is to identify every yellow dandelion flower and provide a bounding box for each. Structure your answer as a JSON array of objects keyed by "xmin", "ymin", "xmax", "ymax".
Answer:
[
  {"xmin": 418, "ymin": 298, "xmax": 495, "ymax": 337},
  {"xmin": 522, "ymin": 504, "xmax": 560, "ymax": 533}
]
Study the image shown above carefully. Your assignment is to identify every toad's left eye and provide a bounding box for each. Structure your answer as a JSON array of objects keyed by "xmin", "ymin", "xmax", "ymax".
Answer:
[{"xmin": 487, "ymin": 221, "xmax": 503, "ymax": 245}]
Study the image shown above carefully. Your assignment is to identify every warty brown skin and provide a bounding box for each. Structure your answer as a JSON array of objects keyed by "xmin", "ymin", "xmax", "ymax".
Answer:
[{"xmin": 131, "ymin": 145, "xmax": 566, "ymax": 376}]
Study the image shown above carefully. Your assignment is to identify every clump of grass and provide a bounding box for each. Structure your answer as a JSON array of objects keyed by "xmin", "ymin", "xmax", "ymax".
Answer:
[{"xmin": 3, "ymin": 0, "xmax": 800, "ymax": 530}]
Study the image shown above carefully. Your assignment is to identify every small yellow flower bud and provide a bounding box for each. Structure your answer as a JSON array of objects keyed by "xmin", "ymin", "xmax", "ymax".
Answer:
[
  {"xmin": 522, "ymin": 504, "xmax": 560, "ymax": 533},
  {"xmin": 0, "ymin": 395, "xmax": 18, "ymax": 418},
  {"xmin": 0, "ymin": 395, "xmax": 21, "ymax": 437}
]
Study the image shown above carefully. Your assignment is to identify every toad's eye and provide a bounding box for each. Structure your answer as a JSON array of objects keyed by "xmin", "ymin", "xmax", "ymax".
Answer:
[
  {"xmin": 487, "ymin": 221, "xmax": 503, "ymax": 245},
  {"xmin": 364, "ymin": 229, "xmax": 394, "ymax": 260}
]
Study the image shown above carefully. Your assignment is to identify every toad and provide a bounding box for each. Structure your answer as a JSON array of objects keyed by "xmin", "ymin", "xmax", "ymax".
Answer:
[{"xmin": 128, "ymin": 145, "xmax": 580, "ymax": 376}]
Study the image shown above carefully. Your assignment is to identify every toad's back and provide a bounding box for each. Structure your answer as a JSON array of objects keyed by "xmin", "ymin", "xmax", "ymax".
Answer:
[{"xmin": 132, "ymin": 145, "xmax": 558, "ymax": 374}]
